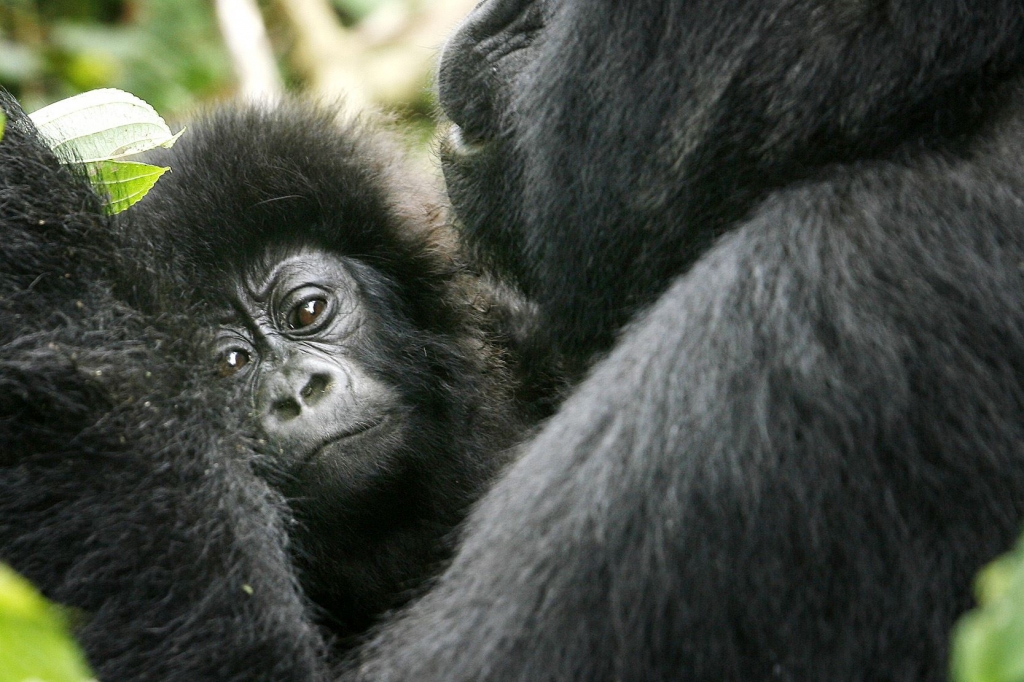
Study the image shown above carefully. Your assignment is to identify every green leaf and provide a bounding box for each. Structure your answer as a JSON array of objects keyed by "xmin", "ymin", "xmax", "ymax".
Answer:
[
  {"xmin": 951, "ymin": 536, "xmax": 1024, "ymax": 682},
  {"xmin": 0, "ymin": 109, "xmax": 5, "ymax": 143},
  {"xmin": 86, "ymin": 160, "xmax": 169, "ymax": 214},
  {"xmin": 28, "ymin": 87, "xmax": 182, "ymax": 163},
  {"xmin": 0, "ymin": 563, "xmax": 95, "ymax": 682}
]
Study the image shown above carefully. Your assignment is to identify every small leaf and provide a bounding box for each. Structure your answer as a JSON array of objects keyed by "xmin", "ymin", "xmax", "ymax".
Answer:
[
  {"xmin": 29, "ymin": 88, "xmax": 182, "ymax": 163},
  {"xmin": 0, "ymin": 109, "xmax": 6, "ymax": 142},
  {"xmin": 86, "ymin": 160, "xmax": 169, "ymax": 214},
  {"xmin": 0, "ymin": 563, "xmax": 95, "ymax": 682}
]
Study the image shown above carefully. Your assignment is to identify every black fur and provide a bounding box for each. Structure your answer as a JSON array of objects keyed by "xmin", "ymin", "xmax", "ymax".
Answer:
[
  {"xmin": 344, "ymin": 1, "xmax": 1024, "ymax": 680},
  {"xmin": 0, "ymin": 91, "xmax": 329, "ymax": 680},
  {"xmin": 0, "ymin": 94, "xmax": 524, "ymax": 678}
]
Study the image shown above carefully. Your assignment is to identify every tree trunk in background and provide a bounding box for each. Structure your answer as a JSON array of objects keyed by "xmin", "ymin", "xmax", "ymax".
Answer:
[{"xmin": 215, "ymin": 0, "xmax": 283, "ymax": 100}]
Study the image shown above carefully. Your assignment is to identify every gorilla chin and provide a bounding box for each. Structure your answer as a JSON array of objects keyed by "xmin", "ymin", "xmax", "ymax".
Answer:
[{"xmin": 311, "ymin": 417, "xmax": 395, "ymax": 462}]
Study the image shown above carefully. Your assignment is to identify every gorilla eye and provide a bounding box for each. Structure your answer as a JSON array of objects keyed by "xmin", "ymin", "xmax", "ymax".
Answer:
[
  {"xmin": 217, "ymin": 348, "xmax": 251, "ymax": 377},
  {"xmin": 289, "ymin": 298, "xmax": 327, "ymax": 330}
]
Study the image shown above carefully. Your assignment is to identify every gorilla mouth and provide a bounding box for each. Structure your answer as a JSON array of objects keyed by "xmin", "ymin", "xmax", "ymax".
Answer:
[
  {"xmin": 443, "ymin": 124, "xmax": 488, "ymax": 159},
  {"xmin": 304, "ymin": 416, "xmax": 391, "ymax": 464}
]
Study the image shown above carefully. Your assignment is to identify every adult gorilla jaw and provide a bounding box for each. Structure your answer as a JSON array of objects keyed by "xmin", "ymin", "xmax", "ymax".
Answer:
[
  {"xmin": 439, "ymin": 119, "xmax": 534, "ymax": 298},
  {"xmin": 436, "ymin": 0, "xmax": 559, "ymax": 317}
]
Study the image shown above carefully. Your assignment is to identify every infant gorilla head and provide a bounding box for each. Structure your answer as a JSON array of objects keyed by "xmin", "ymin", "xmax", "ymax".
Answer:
[{"xmin": 120, "ymin": 102, "xmax": 525, "ymax": 643}]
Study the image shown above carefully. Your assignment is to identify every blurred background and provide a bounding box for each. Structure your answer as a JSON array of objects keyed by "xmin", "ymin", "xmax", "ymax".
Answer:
[{"xmin": 0, "ymin": 0, "xmax": 477, "ymax": 150}]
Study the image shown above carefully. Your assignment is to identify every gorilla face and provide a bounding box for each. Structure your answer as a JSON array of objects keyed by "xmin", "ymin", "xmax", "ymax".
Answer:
[
  {"xmin": 212, "ymin": 248, "xmax": 406, "ymax": 504},
  {"xmin": 436, "ymin": 0, "xmax": 538, "ymax": 303},
  {"xmin": 438, "ymin": 0, "xmax": 1024, "ymax": 365},
  {"xmin": 438, "ymin": 0, "xmax": 737, "ymax": 361}
]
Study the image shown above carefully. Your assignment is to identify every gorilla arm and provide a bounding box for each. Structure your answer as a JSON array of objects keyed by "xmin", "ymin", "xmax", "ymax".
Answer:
[{"xmin": 347, "ymin": 125, "xmax": 1024, "ymax": 681}]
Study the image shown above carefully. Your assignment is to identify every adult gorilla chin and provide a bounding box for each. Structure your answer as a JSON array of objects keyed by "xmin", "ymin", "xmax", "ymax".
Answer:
[{"xmin": 346, "ymin": 1, "xmax": 1024, "ymax": 680}]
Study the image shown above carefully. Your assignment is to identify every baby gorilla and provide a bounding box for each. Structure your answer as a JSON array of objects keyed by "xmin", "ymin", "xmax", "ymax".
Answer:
[{"xmin": 120, "ymin": 102, "xmax": 526, "ymax": 645}]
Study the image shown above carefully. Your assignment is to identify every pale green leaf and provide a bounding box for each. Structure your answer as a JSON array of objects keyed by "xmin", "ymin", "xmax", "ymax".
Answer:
[
  {"xmin": 29, "ymin": 88, "xmax": 182, "ymax": 163},
  {"xmin": 86, "ymin": 160, "xmax": 169, "ymax": 214},
  {"xmin": 0, "ymin": 109, "xmax": 5, "ymax": 143},
  {"xmin": 0, "ymin": 563, "xmax": 95, "ymax": 682}
]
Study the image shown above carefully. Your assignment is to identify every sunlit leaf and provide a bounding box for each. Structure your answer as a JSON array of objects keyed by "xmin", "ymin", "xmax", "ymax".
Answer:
[
  {"xmin": 25, "ymin": 88, "xmax": 182, "ymax": 213},
  {"xmin": 0, "ymin": 109, "xmax": 5, "ymax": 143},
  {"xmin": 86, "ymin": 160, "xmax": 169, "ymax": 214},
  {"xmin": 0, "ymin": 563, "xmax": 95, "ymax": 682},
  {"xmin": 29, "ymin": 87, "xmax": 182, "ymax": 163}
]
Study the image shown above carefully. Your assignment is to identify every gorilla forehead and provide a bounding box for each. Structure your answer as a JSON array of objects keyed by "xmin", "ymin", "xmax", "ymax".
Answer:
[
  {"xmin": 124, "ymin": 102, "xmax": 459, "ymax": 330},
  {"xmin": 237, "ymin": 246, "xmax": 361, "ymax": 304},
  {"xmin": 225, "ymin": 246, "xmax": 367, "ymax": 344}
]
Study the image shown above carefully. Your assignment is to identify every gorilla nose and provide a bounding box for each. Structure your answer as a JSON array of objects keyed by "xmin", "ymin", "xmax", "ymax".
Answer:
[
  {"xmin": 258, "ymin": 359, "xmax": 346, "ymax": 442},
  {"xmin": 270, "ymin": 373, "xmax": 330, "ymax": 420}
]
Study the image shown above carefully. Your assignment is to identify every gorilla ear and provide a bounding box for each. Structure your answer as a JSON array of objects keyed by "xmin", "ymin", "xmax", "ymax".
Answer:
[{"xmin": 28, "ymin": 88, "xmax": 184, "ymax": 214}]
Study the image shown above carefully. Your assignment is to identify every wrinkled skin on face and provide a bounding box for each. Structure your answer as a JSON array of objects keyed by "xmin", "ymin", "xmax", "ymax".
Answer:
[
  {"xmin": 203, "ymin": 243, "xmax": 508, "ymax": 641},
  {"xmin": 209, "ymin": 246, "xmax": 436, "ymax": 637},
  {"xmin": 215, "ymin": 249, "xmax": 401, "ymax": 483}
]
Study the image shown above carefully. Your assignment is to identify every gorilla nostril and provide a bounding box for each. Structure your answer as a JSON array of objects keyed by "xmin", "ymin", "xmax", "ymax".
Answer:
[
  {"xmin": 272, "ymin": 397, "xmax": 301, "ymax": 421},
  {"xmin": 300, "ymin": 373, "xmax": 330, "ymax": 406}
]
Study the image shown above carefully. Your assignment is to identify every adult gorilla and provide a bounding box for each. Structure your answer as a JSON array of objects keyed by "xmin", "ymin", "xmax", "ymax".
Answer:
[{"xmin": 346, "ymin": 0, "xmax": 1024, "ymax": 680}]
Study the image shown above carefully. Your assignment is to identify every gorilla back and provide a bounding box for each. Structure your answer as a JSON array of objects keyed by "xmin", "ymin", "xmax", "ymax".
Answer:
[{"xmin": 346, "ymin": 1, "xmax": 1024, "ymax": 680}]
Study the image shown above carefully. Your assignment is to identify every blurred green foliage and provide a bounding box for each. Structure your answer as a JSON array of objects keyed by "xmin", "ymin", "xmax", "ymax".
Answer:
[
  {"xmin": 952, "ymin": 534, "xmax": 1024, "ymax": 682},
  {"xmin": 0, "ymin": 0, "xmax": 232, "ymax": 117},
  {"xmin": 0, "ymin": 0, "xmax": 446, "ymax": 150},
  {"xmin": 331, "ymin": 0, "xmax": 388, "ymax": 25},
  {"xmin": 0, "ymin": 563, "xmax": 94, "ymax": 682}
]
